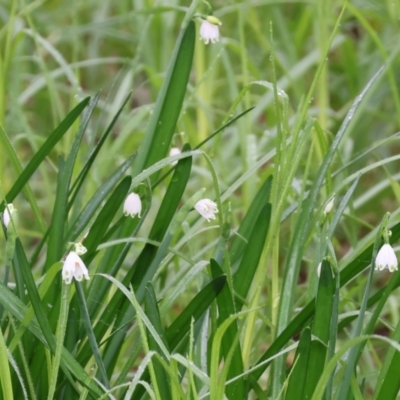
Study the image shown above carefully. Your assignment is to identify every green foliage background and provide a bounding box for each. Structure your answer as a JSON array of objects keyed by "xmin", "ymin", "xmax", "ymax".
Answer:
[{"xmin": 1, "ymin": 0, "xmax": 400, "ymax": 399}]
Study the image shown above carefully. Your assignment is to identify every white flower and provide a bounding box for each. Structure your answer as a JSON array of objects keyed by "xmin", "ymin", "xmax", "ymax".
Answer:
[
  {"xmin": 375, "ymin": 243, "xmax": 398, "ymax": 273},
  {"xmin": 2, "ymin": 203, "xmax": 15, "ymax": 228},
  {"xmin": 317, "ymin": 262, "xmax": 322, "ymax": 277},
  {"xmin": 62, "ymin": 251, "xmax": 90, "ymax": 284},
  {"xmin": 194, "ymin": 199, "xmax": 218, "ymax": 222},
  {"xmin": 199, "ymin": 16, "xmax": 221, "ymax": 44},
  {"xmin": 123, "ymin": 193, "xmax": 142, "ymax": 218},
  {"xmin": 324, "ymin": 197, "xmax": 335, "ymax": 214},
  {"xmin": 169, "ymin": 147, "xmax": 181, "ymax": 165}
]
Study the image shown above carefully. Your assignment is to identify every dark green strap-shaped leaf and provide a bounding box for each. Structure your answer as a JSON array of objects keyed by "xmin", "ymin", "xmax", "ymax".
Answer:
[
  {"xmin": 144, "ymin": 283, "xmax": 171, "ymax": 400},
  {"xmin": 83, "ymin": 176, "xmax": 132, "ymax": 262},
  {"xmin": 0, "ymin": 281, "xmax": 103, "ymax": 398},
  {"xmin": 165, "ymin": 275, "xmax": 227, "ymax": 350},
  {"xmin": 229, "ymin": 176, "xmax": 272, "ymax": 268},
  {"xmin": 66, "ymin": 153, "xmax": 136, "ymax": 242},
  {"xmin": 285, "ymin": 328, "xmax": 311, "ymax": 400},
  {"xmin": 132, "ymin": 21, "xmax": 195, "ymax": 182},
  {"xmin": 46, "ymin": 156, "xmax": 66, "ymax": 270},
  {"xmin": 302, "ymin": 260, "xmax": 334, "ymax": 399},
  {"xmin": 233, "ymin": 203, "xmax": 271, "ymax": 302},
  {"xmin": 46, "ymin": 94, "xmax": 99, "ymax": 269},
  {"xmin": 14, "ymin": 240, "xmax": 55, "ymax": 352},
  {"xmin": 131, "ymin": 143, "xmax": 192, "ymax": 287},
  {"xmin": 374, "ymin": 318, "xmax": 400, "ymax": 400},
  {"xmin": 70, "ymin": 92, "xmax": 132, "ymax": 199},
  {"xmin": 210, "ymin": 259, "xmax": 245, "ymax": 400},
  {"xmin": 1, "ymin": 97, "xmax": 90, "ymax": 210},
  {"xmin": 251, "ymin": 220, "xmax": 400, "ymax": 382}
]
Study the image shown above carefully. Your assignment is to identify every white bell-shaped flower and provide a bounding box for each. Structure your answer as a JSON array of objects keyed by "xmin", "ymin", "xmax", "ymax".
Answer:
[
  {"xmin": 324, "ymin": 197, "xmax": 335, "ymax": 214},
  {"xmin": 123, "ymin": 193, "xmax": 142, "ymax": 218},
  {"xmin": 194, "ymin": 199, "xmax": 218, "ymax": 222},
  {"xmin": 169, "ymin": 147, "xmax": 181, "ymax": 165},
  {"xmin": 199, "ymin": 16, "xmax": 221, "ymax": 44},
  {"xmin": 62, "ymin": 251, "xmax": 90, "ymax": 284},
  {"xmin": 2, "ymin": 203, "xmax": 15, "ymax": 228},
  {"xmin": 375, "ymin": 243, "xmax": 398, "ymax": 273}
]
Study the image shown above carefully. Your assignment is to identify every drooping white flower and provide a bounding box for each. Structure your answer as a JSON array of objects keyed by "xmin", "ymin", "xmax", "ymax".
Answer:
[
  {"xmin": 317, "ymin": 262, "xmax": 322, "ymax": 277},
  {"xmin": 62, "ymin": 251, "xmax": 90, "ymax": 284},
  {"xmin": 194, "ymin": 199, "xmax": 218, "ymax": 222},
  {"xmin": 169, "ymin": 147, "xmax": 181, "ymax": 165},
  {"xmin": 123, "ymin": 193, "xmax": 142, "ymax": 218},
  {"xmin": 2, "ymin": 203, "xmax": 15, "ymax": 228},
  {"xmin": 199, "ymin": 16, "xmax": 221, "ymax": 45},
  {"xmin": 324, "ymin": 197, "xmax": 335, "ymax": 214},
  {"xmin": 375, "ymin": 243, "xmax": 398, "ymax": 273}
]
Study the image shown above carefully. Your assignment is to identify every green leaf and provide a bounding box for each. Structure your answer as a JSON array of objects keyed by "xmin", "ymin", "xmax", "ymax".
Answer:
[
  {"xmin": 210, "ymin": 259, "xmax": 245, "ymax": 400},
  {"xmin": 1, "ymin": 97, "xmax": 90, "ymax": 210},
  {"xmin": 46, "ymin": 94, "xmax": 99, "ymax": 269},
  {"xmin": 132, "ymin": 21, "xmax": 195, "ymax": 182},
  {"xmin": 165, "ymin": 275, "xmax": 227, "ymax": 351},
  {"xmin": 233, "ymin": 203, "xmax": 271, "ymax": 303},
  {"xmin": 69, "ymin": 92, "xmax": 132, "ymax": 201},
  {"xmin": 144, "ymin": 283, "xmax": 172, "ymax": 400},
  {"xmin": 84, "ymin": 176, "xmax": 132, "ymax": 262},
  {"xmin": 285, "ymin": 328, "xmax": 311, "ymax": 400},
  {"xmin": 66, "ymin": 153, "xmax": 136, "ymax": 242},
  {"xmin": 374, "ymin": 318, "xmax": 400, "ymax": 400},
  {"xmin": 302, "ymin": 260, "xmax": 334, "ymax": 399},
  {"xmin": 0, "ymin": 325, "xmax": 13, "ymax": 400},
  {"xmin": 229, "ymin": 176, "xmax": 272, "ymax": 268}
]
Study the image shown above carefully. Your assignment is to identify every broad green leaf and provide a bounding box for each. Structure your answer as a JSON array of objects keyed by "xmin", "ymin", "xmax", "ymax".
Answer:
[
  {"xmin": 46, "ymin": 94, "xmax": 99, "ymax": 269},
  {"xmin": 229, "ymin": 176, "xmax": 272, "ymax": 268},
  {"xmin": 66, "ymin": 153, "xmax": 136, "ymax": 242},
  {"xmin": 144, "ymin": 283, "xmax": 172, "ymax": 400},
  {"xmin": 166, "ymin": 275, "xmax": 227, "ymax": 351},
  {"xmin": 132, "ymin": 21, "xmax": 195, "ymax": 182},
  {"xmin": 1, "ymin": 97, "xmax": 90, "ymax": 210},
  {"xmin": 302, "ymin": 260, "xmax": 334, "ymax": 399},
  {"xmin": 233, "ymin": 203, "xmax": 271, "ymax": 303},
  {"xmin": 374, "ymin": 318, "xmax": 400, "ymax": 400},
  {"xmin": 210, "ymin": 259, "xmax": 245, "ymax": 400},
  {"xmin": 285, "ymin": 328, "xmax": 311, "ymax": 400},
  {"xmin": 69, "ymin": 92, "xmax": 132, "ymax": 201}
]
